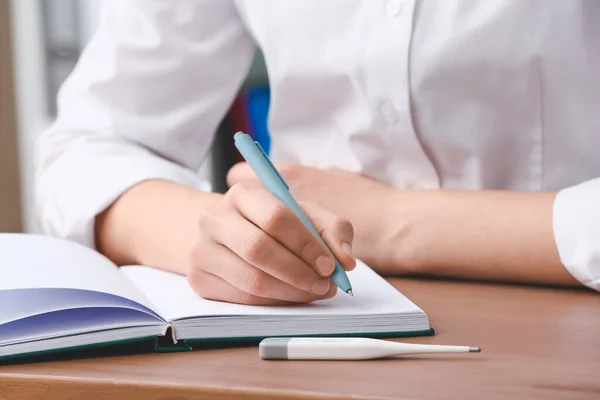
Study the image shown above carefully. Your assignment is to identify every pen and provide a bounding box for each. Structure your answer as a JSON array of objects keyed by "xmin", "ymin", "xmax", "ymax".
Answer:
[
  {"xmin": 233, "ymin": 131, "xmax": 353, "ymax": 295},
  {"xmin": 259, "ymin": 337, "xmax": 481, "ymax": 360}
]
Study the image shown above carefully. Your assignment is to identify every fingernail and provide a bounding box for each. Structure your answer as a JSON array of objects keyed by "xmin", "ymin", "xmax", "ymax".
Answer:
[
  {"xmin": 342, "ymin": 242, "xmax": 354, "ymax": 259},
  {"xmin": 312, "ymin": 279, "xmax": 330, "ymax": 295},
  {"xmin": 316, "ymin": 255, "xmax": 335, "ymax": 275}
]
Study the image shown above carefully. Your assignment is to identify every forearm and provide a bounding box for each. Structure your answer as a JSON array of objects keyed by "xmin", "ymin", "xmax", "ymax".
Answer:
[
  {"xmin": 370, "ymin": 189, "xmax": 581, "ymax": 286},
  {"xmin": 95, "ymin": 179, "xmax": 222, "ymax": 275}
]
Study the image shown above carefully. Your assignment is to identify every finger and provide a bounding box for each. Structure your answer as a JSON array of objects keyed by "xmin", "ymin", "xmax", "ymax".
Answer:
[
  {"xmin": 226, "ymin": 161, "xmax": 299, "ymax": 187},
  {"xmin": 188, "ymin": 268, "xmax": 295, "ymax": 306},
  {"xmin": 298, "ymin": 202, "xmax": 356, "ymax": 271},
  {"xmin": 228, "ymin": 182, "xmax": 337, "ymax": 277},
  {"xmin": 226, "ymin": 162, "xmax": 256, "ymax": 187},
  {"xmin": 197, "ymin": 238, "xmax": 336, "ymax": 302},
  {"xmin": 199, "ymin": 195, "xmax": 332, "ymax": 295}
]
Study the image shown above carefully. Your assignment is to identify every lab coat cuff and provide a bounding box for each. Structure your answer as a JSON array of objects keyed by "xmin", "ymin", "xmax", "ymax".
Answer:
[
  {"xmin": 553, "ymin": 178, "xmax": 600, "ymax": 292},
  {"xmin": 36, "ymin": 151, "xmax": 210, "ymax": 250}
]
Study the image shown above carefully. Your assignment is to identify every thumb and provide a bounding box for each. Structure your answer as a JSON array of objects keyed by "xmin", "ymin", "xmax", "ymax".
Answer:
[{"xmin": 300, "ymin": 202, "xmax": 356, "ymax": 272}]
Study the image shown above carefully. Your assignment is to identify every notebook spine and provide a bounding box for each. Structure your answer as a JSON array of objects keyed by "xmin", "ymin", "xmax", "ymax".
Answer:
[{"xmin": 154, "ymin": 324, "xmax": 192, "ymax": 353}]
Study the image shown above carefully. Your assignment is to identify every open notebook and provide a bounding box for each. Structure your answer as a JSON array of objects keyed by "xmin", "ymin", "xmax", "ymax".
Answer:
[{"xmin": 0, "ymin": 233, "xmax": 432, "ymax": 361}]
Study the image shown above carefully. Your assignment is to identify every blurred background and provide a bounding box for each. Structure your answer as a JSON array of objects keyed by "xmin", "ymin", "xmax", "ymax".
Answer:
[{"xmin": 0, "ymin": 0, "xmax": 270, "ymax": 234}]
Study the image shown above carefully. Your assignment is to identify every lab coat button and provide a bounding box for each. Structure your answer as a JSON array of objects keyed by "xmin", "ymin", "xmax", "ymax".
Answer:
[
  {"xmin": 386, "ymin": 0, "xmax": 403, "ymax": 17},
  {"xmin": 380, "ymin": 101, "xmax": 399, "ymax": 125}
]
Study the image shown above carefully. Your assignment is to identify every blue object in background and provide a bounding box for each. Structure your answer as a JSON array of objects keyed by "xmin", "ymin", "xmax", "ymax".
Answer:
[{"xmin": 246, "ymin": 86, "xmax": 271, "ymax": 155}]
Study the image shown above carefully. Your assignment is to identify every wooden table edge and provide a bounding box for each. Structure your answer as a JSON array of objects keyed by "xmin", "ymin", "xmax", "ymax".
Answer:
[{"xmin": 0, "ymin": 372, "xmax": 403, "ymax": 400}]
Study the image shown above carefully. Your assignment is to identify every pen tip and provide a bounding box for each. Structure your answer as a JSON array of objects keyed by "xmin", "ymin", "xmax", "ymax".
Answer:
[
  {"xmin": 469, "ymin": 347, "xmax": 481, "ymax": 353},
  {"xmin": 347, "ymin": 290, "xmax": 353, "ymax": 297}
]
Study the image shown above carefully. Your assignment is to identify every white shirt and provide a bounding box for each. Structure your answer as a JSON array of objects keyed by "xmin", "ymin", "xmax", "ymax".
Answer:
[{"xmin": 35, "ymin": 0, "xmax": 600, "ymax": 292}]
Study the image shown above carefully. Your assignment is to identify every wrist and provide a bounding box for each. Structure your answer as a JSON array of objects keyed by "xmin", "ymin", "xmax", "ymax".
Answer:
[
  {"xmin": 382, "ymin": 190, "xmax": 453, "ymax": 274},
  {"xmin": 364, "ymin": 189, "xmax": 430, "ymax": 274},
  {"xmin": 361, "ymin": 189, "xmax": 474, "ymax": 275},
  {"xmin": 351, "ymin": 187, "xmax": 415, "ymax": 272},
  {"xmin": 96, "ymin": 179, "xmax": 222, "ymax": 274}
]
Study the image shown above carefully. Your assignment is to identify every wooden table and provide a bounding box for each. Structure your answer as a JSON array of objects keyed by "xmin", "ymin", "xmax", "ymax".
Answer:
[{"xmin": 1, "ymin": 277, "xmax": 598, "ymax": 400}]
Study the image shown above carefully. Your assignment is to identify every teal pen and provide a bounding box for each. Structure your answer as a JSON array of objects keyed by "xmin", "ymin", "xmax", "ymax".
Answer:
[{"xmin": 233, "ymin": 131, "xmax": 353, "ymax": 296}]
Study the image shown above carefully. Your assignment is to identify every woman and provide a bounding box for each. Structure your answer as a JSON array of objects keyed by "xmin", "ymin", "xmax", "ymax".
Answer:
[{"xmin": 35, "ymin": 0, "xmax": 600, "ymax": 305}]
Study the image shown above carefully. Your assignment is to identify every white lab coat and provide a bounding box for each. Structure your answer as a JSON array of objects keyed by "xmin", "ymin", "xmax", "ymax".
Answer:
[{"xmin": 35, "ymin": 0, "xmax": 600, "ymax": 291}]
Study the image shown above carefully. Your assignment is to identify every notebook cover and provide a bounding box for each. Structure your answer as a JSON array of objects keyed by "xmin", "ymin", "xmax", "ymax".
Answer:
[{"xmin": 0, "ymin": 336, "xmax": 167, "ymax": 364}]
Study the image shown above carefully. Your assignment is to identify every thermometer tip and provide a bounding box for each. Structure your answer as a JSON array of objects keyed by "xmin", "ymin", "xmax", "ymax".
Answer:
[
  {"xmin": 347, "ymin": 290, "xmax": 353, "ymax": 297},
  {"xmin": 469, "ymin": 347, "xmax": 481, "ymax": 353}
]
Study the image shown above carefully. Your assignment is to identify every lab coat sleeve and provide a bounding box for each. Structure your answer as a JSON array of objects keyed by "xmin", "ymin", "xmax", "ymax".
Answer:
[
  {"xmin": 34, "ymin": 0, "xmax": 256, "ymax": 248},
  {"xmin": 553, "ymin": 178, "xmax": 600, "ymax": 292}
]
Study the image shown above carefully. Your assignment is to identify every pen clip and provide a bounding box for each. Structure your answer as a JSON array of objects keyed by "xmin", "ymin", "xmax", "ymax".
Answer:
[{"xmin": 254, "ymin": 140, "xmax": 289, "ymax": 190}]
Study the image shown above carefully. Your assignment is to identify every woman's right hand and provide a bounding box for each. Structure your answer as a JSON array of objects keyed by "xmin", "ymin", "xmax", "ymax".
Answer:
[{"xmin": 187, "ymin": 181, "xmax": 356, "ymax": 305}]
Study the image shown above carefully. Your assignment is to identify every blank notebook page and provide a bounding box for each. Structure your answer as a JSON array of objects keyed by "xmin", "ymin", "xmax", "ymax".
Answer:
[
  {"xmin": 0, "ymin": 233, "xmax": 155, "ymax": 310},
  {"xmin": 119, "ymin": 261, "xmax": 423, "ymax": 322}
]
